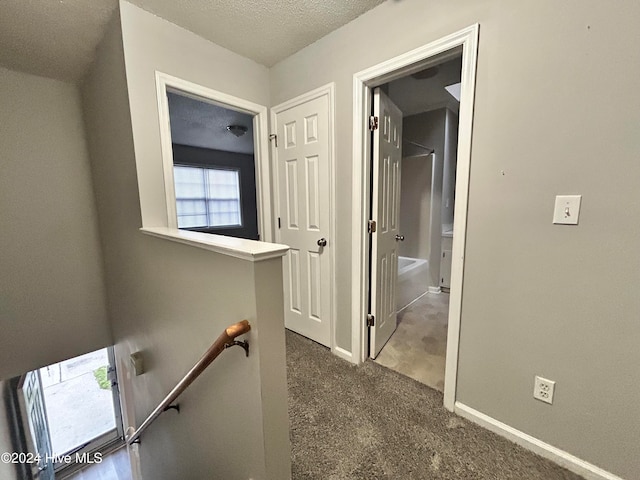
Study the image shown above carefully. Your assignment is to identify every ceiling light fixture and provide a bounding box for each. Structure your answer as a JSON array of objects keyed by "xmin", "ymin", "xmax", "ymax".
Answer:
[{"xmin": 226, "ymin": 125, "xmax": 248, "ymax": 137}]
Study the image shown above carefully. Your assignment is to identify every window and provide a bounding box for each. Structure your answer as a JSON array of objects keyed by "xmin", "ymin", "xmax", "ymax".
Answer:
[{"xmin": 174, "ymin": 165, "xmax": 242, "ymax": 229}]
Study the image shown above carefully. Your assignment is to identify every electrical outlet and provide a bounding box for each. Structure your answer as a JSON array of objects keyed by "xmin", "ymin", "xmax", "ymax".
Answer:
[{"xmin": 533, "ymin": 376, "xmax": 555, "ymax": 404}]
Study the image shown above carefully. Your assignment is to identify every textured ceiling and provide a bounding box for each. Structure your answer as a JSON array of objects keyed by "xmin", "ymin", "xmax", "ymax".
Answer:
[
  {"xmin": 130, "ymin": 0, "xmax": 387, "ymax": 67},
  {"xmin": 0, "ymin": 0, "xmax": 386, "ymax": 83},
  {"xmin": 0, "ymin": 0, "xmax": 118, "ymax": 83},
  {"xmin": 168, "ymin": 92, "xmax": 255, "ymax": 155}
]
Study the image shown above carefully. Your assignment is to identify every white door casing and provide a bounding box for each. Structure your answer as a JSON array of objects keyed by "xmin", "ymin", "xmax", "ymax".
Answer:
[
  {"xmin": 352, "ymin": 25, "xmax": 479, "ymax": 410},
  {"xmin": 370, "ymin": 88, "xmax": 403, "ymax": 358},
  {"xmin": 273, "ymin": 87, "xmax": 334, "ymax": 347}
]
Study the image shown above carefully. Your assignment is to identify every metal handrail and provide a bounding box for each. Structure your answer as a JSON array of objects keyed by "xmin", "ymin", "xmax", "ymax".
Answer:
[{"xmin": 127, "ymin": 320, "xmax": 251, "ymax": 445}]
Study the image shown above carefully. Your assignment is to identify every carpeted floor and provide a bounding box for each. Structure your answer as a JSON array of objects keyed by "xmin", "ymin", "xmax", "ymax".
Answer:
[{"xmin": 286, "ymin": 330, "xmax": 583, "ymax": 480}]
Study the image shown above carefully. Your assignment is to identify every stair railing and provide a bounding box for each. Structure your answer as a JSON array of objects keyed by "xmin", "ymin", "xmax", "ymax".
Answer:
[{"xmin": 126, "ymin": 320, "xmax": 251, "ymax": 445}]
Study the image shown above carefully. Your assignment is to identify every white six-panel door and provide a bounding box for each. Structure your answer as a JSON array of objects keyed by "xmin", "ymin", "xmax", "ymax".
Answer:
[
  {"xmin": 273, "ymin": 90, "xmax": 332, "ymax": 347},
  {"xmin": 370, "ymin": 87, "xmax": 403, "ymax": 358}
]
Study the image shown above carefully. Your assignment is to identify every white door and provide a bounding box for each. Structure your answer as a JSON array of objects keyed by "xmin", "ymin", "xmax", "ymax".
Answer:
[
  {"xmin": 370, "ymin": 87, "xmax": 403, "ymax": 358},
  {"xmin": 273, "ymin": 91, "xmax": 332, "ymax": 347}
]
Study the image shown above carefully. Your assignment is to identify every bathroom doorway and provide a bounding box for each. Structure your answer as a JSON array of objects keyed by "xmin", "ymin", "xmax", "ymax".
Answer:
[{"xmin": 368, "ymin": 52, "xmax": 463, "ymax": 392}]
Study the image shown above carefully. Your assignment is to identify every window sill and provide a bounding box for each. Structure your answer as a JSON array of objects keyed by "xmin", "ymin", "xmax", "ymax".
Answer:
[{"xmin": 140, "ymin": 227, "xmax": 289, "ymax": 262}]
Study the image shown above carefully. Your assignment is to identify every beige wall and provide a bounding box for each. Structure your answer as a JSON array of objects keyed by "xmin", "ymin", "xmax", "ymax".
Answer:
[
  {"xmin": 270, "ymin": 0, "xmax": 640, "ymax": 477},
  {"xmin": 82, "ymin": 4, "xmax": 289, "ymax": 479},
  {"xmin": 0, "ymin": 66, "xmax": 110, "ymax": 380}
]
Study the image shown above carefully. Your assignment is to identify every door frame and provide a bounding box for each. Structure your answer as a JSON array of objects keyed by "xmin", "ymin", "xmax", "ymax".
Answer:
[
  {"xmin": 270, "ymin": 83, "xmax": 340, "ymax": 357},
  {"xmin": 155, "ymin": 71, "xmax": 274, "ymax": 242},
  {"xmin": 351, "ymin": 25, "xmax": 479, "ymax": 410}
]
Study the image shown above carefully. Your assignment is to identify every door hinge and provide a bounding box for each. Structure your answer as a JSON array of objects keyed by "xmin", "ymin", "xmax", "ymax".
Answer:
[
  {"xmin": 269, "ymin": 133, "xmax": 278, "ymax": 147},
  {"xmin": 369, "ymin": 115, "xmax": 379, "ymax": 131},
  {"xmin": 367, "ymin": 219, "xmax": 377, "ymax": 234},
  {"xmin": 278, "ymin": 217, "xmax": 281, "ymax": 229},
  {"xmin": 366, "ymin": 314, "xmax": 375, "ymax": 327}
]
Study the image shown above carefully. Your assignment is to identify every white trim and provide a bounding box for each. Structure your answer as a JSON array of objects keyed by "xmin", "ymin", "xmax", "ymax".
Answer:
[
  {"xmin": 351, "ymin": 25, "xmax": 480, "ymax": 413},
  {"xmin": 270, "ymin": 83, "xmax": 337, "ymax": 354},
  {"xmin": 332, "ymin": 346, "xmax": 353, "ymax": 363},
  {"xmin": 428, "ymin": 286, "xmax": 442, "ymax": 294},
  {"xmin": 140, "ymin": 227, "xmax": 288, "ymax": 262},
  {"xmin": 154, "ymin": 71, "xmax": 274, "ymax": 242},
  {"xmin": 454, "ymin": 403, "xmax": 626, "ymax": 480}
]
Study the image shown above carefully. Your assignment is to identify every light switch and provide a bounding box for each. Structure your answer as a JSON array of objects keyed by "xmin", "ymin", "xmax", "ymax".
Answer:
[
  {"xmin": 553, "ymin": 195, "xmax": 582, "ymax": 225},
  {"xmin": 130, "ymin": 351, "xmax": 145, "ymax": 376}
]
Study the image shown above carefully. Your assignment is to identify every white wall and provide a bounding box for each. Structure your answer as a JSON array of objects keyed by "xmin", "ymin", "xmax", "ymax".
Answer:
[
  {"xmin": 0, "ymin": 66, "xmax": 110, "ymax": 380},
  {"xmin": 270, "ymin": 0, "xmax": 640, "ymax": 477},
  {"xmin": 82, "ymin": 4, "xmax": 289, "ymax": 479}
]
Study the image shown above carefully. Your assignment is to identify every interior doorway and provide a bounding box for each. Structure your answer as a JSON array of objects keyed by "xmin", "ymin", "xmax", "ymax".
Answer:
[
  {"xmin": 352, "ymin": 25, "xmax": 479, "ymax": 410},
  {"xmin": 372, "ymin": 56, "xmax": 462, "ymax": 392}
]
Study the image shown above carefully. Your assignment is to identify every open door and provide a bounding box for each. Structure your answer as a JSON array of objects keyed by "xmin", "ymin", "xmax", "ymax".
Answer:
[
  {"xmin": 370, "ymin": 87, "xmax": 403, "ymax": 358},
  {"xmin": 19, "ymin": 370, "xmax": 55, "ymax": 480}
]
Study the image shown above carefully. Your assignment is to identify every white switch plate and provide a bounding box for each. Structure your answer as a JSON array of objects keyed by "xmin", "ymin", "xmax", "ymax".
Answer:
[{"xmin": 553, "ymin": 195, "xmax": 581, "ymax": 225}]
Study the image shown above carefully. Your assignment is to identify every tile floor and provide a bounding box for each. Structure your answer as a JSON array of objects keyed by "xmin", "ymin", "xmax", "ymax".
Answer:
[{"xmin": 375, "ymin": 265, "xmax": 450, "ymax": 392}]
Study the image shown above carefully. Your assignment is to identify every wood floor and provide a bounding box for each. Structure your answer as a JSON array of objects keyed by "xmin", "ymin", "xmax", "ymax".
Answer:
[{"xmin": 62, "ymin": 448, "xmax": 132, "ymax": 480}]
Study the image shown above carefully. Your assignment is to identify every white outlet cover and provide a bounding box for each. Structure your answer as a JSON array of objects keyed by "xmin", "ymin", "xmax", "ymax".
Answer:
[
  {"xmin": 553, "ymin": 195, "xmax": 581, "ymax": 225},
  {"xmin": 533, "ymin": 375, "xmax": 555, "ymax": 404}
]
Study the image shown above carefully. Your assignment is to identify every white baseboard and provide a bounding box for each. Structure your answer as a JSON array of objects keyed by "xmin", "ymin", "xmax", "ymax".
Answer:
[
  {"xmin": 332, "ymin": 345, "xmax": 353, "ymax": 363},
  {"xmin": 454, "ymin": 402, "xmax": 625, "ymax": 480},
  {"xmin": 428, "ymin": 286, "xmax": 441, "ymax": 294}
]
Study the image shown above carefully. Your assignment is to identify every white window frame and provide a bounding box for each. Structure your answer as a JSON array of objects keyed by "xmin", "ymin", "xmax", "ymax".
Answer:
[{"xmin": 155, "ymin": 71, "xmax": 273, "ymax": 242}]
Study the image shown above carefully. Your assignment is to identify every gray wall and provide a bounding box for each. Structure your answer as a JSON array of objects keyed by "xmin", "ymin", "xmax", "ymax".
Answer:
[
  {"xmin": 82, "ymin": 4, "xmax": 289, "ymax": 479},
  {"xmin": 398, "ymin": 155, "xmax": 432, "ymax": 260},
  {"xmin": 269, "ymin": 0, "xmax": 640, "ymax": 477},
  {"xmin": 0, "ymin": 383, "xmax": 17, "ymax": 480},
  {"xmin": 442, "ymin": 109, "xmax": 458, "ymax": 227},
  {"xmin": 0, "ymin": 66, "xmax": 110, "ymax": 380},
  {"xmin": 118, "ymin": 1, "xmax": 270, "ymax": 230},
  {"xmin": 404, "ymin": 110, "xmax": 446, "ymax": 289}
]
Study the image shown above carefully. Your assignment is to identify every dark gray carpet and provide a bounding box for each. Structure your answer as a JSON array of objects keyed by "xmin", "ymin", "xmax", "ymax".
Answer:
[{"xmin": 286, "ymin": 331, "xmax": 583, "ymax": 480}]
